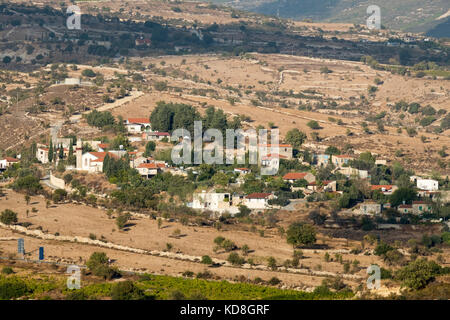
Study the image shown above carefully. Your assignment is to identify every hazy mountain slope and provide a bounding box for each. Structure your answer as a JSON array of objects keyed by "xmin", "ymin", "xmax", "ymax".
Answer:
[
  {"xmin": 214, "ymin": 0, "xmax": 449, "ymax": 34},
  {"xmin": 426, "ymin": 17, "xmax": 450, "ymax": 38}
]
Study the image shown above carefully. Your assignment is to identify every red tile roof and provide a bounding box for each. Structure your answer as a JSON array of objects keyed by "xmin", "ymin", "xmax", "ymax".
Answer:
[
  {"xmin": 98, "ymin": 143, "xmax": 110, "ymax": 149},
  {"xmin": 88, "ymin": 152, "xmax": 119, "ymax": 162},
  {"xmin": 138, "ymin": 163, "xmax": 159, "ymax": 169},
  {"xmin": 4, "ymin": 157, "xmax": 19, "ymax": 162},
  {"xmin": 399, "ymin": 204, "xmax": 412, "ymax": 208},
  {"xmin": 283, "ymin": 172, "xmax": 309, "ymax": 180},
  {"xmin": 371, "ymin": 185, "xmax": 394, "ymax": 191},
  {"xmin": 127, "ymin": 118, "xmax": 150, "ymax": 124}
]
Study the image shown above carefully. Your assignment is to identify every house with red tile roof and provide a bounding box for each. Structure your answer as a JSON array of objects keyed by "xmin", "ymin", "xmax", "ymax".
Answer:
[
  {"xmin": 398, "ymin": 204, "xmax": 413, "ymax": 214},
  {"xmin": 258, "ymin": 143, "xmax": 293, "ymax": 160},
  {"xmin": 142, "ymin": 131, "xmax": 170, "ymax": 141},
  {"xmin": 80, "ymin": 150, "xmax": 126, "ymax": 173},
  {"xmin": 412, "ymin": 201, "xmax": 432, "ymax": 215},
  {"xmin": 137, "ymin": 162, "xmax": 163, "ymax": 178},
  {"xmin": 244, "ymin": 192, "xmax": 275, "ymax": 210},
  {"xmin": 125, "ymin": 118, "xmax": 151, "ymax": 133},
  {"xmin": 283, "ymin": 172, "xmax": 315, "ymax": 184},
  {"xmin": 0, "ymin": 157, "xmax": 19, "ymax": 171},
  {"xmin": 370, "ymin": 185, "xmax": 398, "ymax": 195}
]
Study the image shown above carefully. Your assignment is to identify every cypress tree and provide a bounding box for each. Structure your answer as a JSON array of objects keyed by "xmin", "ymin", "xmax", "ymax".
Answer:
[
  {"xmin": 48, "ymin": 138, "xmax": 53, "ymax": 163},
  {"xmin": 103, "ymin": 153, "xmax": 111, "ymax": 176},
  {"xmin": 68, "ymin": 140, "xmax": 73, "ymax": 158},
  {"xmin": 59, "ymin": 144, "xmax": 64, "ymax": 159}
]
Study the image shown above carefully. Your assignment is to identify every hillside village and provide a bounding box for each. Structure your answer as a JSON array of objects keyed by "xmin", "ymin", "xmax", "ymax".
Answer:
[
  {"xmin": 2, "ymin": 111, "xmax": 447, "ymax": 224},
  {"xmin": 0, "ymin": 0, "xmax": 449, "ymax": 303}
]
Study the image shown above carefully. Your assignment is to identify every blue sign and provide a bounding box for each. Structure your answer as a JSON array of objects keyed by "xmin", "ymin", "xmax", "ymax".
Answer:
[
  {"xmin": 18, "ymin": 238, "xmax": 24, "ymax": 254},
  {"xmin": 39, "ymin": 247, "xmax": 44, "ymax": 261}
]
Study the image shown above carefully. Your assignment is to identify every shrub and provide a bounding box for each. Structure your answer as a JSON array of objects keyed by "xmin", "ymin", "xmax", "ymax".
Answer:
[
  {"xmin": 201, "ymin": 255, "xmax": 213, "ymax": 265},
  {"xmin": 286, "ymin": 222, "xmax": 316, "ymax": 247},
  {"xmin": 267, "ymin": 257, "xmax": 277, "ymax": 270},
  {"xmin": 1, "ymin": 267, "xmax": 14, "ymax": 275},
  {"xmin": 0, "ymin": 277, "xmax": 29, "ymax": 299},
  {"xmin": 110, "ymin": 281, "xmax": 147, "ymax": 300},
  {"xmin": 86, "ymin": 252, "xmax": 118, "ymax": 280},
  {"xmin": 268, "ymin": 277, "xmax": 281, "ymax": 285},
  {"xmin": 307, "ymin": 120, "xmax": 320, "ymax": 130},
  {"xmin": 0, "ymin": 209, "xmax": 18, "ymax": 225},
  {"xmin": 395, "ymin": 258, "xmax": 441, "ymax": 290},
  {"xmin": 227, "ymin": 252, "xmax": 245, "ymax": 266}
]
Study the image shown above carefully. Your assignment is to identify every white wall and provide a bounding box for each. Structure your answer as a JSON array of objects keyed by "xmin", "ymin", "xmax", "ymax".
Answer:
[{"xmin": 417, "ymin": 179, "xmax": 439, "ymax": 191}]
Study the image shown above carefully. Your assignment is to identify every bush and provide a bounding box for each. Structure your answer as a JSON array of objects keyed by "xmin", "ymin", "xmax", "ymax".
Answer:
[
  {"xmin": 0, "ymin": 209, "xmax": 18, "ymax": 225},
  {"xmin": 86, "ymin": 252, "xmax": 118, "ymax": 280},
  {"xmin": 268, "ymin": 277, "xmax": 281, "ymax": 285},
  {"xmin": 227, "ymin": 252, "xmax": 245, "ymax": 266},
  {"xmin": 82, "ymin": 69, "xmax": 96, "ymax": 78},
  {"xmin": 395, "ymin": 258, "xmax": 441, "ymax": 290},
  {"xmin": 1, "ymin": 267, "xmax": 14, "ymax": 275},
  {"xmin": 116, "ymin": 213, "xmax": 130, "ymax": 230},
  {"xmin": 286, "ymin": 222, "xmax": 316, "ymax": 247},
  {"xmin": 201, "ymin": 255, "xmax": 213, "ymax": 265},
  {"xmin": 12, "ymin": 175, "xmax": 42, "ymax": 195},
  {"xmin": 374, "ymin": 241, "xmax": 394, "ymax": 256},
  {"xmin": 110, "ymin": 280, "xmax": 147, "ymax": 300},
  {"xmin": 52, "ymin": 189, "xmax": 67, "ymax": 203},
  {"xmin": 65, "ymin": 290, "xmax": 88, "ymax": 300},
  {"xmin": 307, "ymin": 120, "xmax": 320, "ymax": 130},
  {"xmin": 267, "ymin": 256, "xmax": 277, "ymax": 270},
  {"xmin": 0, "ymin": 277, "xmax": 29, "ymax": 299}
]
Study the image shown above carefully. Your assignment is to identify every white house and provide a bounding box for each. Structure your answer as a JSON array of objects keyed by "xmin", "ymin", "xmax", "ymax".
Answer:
[
  {"xmin": 416, "ymin": 179, "xmax": 439, "ymax": 191},
  {"xmin": 136, "ymin": 162, "xmax": 165, "ymax": 178},
  {"xmin": 142, "ymin": 131, "xmax": 170, "ymax": 141},
  {"xmin": 338, "ymin": 167, "xmax": 368, "ymax": 179},
  {"xmin": 258, "ymin": 144, "xmax": 293, "ymax": 160},
  {"xmin": 125, "ymin": 118, "xmax": 151, "ymax": 133},
  {"xmin": 36, "ymin": 146, "xmax": 50, "ymax": 164},
  {"xmin": 0, "ymin": 157, "xmax": 19, "ymax": 171},
  {"xmin": 192, "ymin": 192, "xmax": 239, "ymax": 214},
  {"xmin": 244, "ymin": 193, "xmax": 274, "ymax": 210},
  {"xmin": 80, "ymin": 151, "xmax": 127, "ymax": 173}
]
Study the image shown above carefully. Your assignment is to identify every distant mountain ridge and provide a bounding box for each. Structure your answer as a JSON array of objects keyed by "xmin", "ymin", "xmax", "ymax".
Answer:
[{"xmin": 212, "ymin": 0, "xmax": 450, "ymax": 36}]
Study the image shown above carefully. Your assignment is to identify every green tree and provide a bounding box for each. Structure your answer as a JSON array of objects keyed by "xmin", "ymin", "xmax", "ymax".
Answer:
[
  {"xmin": 0, "ymin": 209, "xmax": 18, "ymax": 225},
  {"xmin": 285, "ymin": 128, "xmax": 307, "ymax": 149},
  {"xmin": 86, "ymin": 252, "xmax": 118, "ymax": 280},
  {"xmin": 286, "ymin": 222, "xmax": 316, "ymax": 247},
  {"xmin": 116, "ymin": 213, "xmax": 131, "ymax": 230},
  {"xmin": 390, "ymin": 188, "xmax": 417, "ymax": 207},
  {"xmin": 395, "ymin": 258, "xmax": 441, "ymax": 290},
  {"xmin": 110, "ymin": 281, "xmax": 146, "ymax": 300},
  {"xmin": 267, "ymin": 256, "xmax": 277, "ymax": 270},
  {"xmin": 307, "ymin": 120, "xmax": 320, "ymax": 130},
  {"xmin": 144, "ymin": 141, "xmax": 156, "ymax": 157},
  {"xmin": 201, "ymin": 255, "xmax": 213, "ymax": 265},
  {"xmin": 48, "ymin": 138, "xmax": 53, "ymax": 163},
  {"xmin": 212, "ymin": 172, "xmax": 229, "ymax": 186}
]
